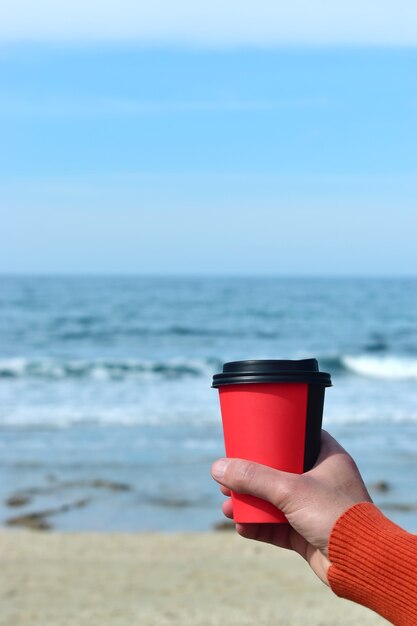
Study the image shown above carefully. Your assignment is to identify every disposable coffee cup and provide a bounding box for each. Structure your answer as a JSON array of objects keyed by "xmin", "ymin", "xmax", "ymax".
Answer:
[{"xmin": 212, "ymin": 359, "xmax": 332, "ymax": 524}]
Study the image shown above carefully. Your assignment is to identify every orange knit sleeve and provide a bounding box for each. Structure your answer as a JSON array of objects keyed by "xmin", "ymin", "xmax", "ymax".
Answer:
[{"xmin": 328, "ymin": 502, "xmax": 417, "ymax": 626}]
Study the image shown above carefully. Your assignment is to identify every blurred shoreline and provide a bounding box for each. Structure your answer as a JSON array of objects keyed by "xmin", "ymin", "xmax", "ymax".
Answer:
[{"xmin": 3, "ymin": 436, "xmax": 417, "ymax": 534}]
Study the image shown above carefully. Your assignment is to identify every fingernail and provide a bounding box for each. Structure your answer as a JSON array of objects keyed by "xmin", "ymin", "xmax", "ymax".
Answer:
[{"xmin": 212, "ymin": 459, "xmax": 229, "ymax": 479}]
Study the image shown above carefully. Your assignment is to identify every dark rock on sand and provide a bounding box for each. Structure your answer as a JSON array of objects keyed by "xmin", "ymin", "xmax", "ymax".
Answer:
[
  {"xmin": 370, "ymin": 481, "xmax": 391, "ymax": 493},
  {"xmin": 88, "ymin": 479, "xmax": 131, "ymax": 492},
  {"xmin": 146, "ymin": 495, "xmax": 194, "ymax": 508},
  {"xmin": 5, "ymin": 494, "xmax": 32, "ymax": 508},
  {"xmin": 6, "ymin": 478, "xmax": 132, "ymax": 500},
  {"xmin": 6, "ymin": 512, "xmax": 52, "ymax": 531},
  {"xmin": 213, "ymin": 521, "xmax": 235, "ymax": 531},
  {"xmin": 381, "ymin": 502, "xmax": 417, "ymax": 512},
  {"xmin": 5, "ymin": 498, "xmax": 91, "ymax": 531}
]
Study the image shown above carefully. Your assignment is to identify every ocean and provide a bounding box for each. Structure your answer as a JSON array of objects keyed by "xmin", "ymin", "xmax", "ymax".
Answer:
[{"xmin": 0, "ymin": 276, "xmax": 416, "ymax": 532}]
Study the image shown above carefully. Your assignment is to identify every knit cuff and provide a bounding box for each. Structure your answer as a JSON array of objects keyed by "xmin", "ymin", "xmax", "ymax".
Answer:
[{"xmin": 328, "ymin": 502, "xmax": 417, "ymax": 626}]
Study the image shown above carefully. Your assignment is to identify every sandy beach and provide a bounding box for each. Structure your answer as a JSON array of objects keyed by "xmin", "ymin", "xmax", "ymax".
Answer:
[{"xmin": 0, "ymin": 530, "xmax": 387, "ymax": 626}]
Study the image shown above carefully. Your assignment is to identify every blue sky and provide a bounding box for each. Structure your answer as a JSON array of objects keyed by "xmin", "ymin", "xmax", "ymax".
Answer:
[{"xmin": 0, "ymin": 3, "xmax": 416, "ymax": 275}]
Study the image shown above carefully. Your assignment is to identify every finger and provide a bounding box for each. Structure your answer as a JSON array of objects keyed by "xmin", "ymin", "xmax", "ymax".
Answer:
[
  {"xmin": 320, "ymin": 430, "xmax": 349, "ymax": 457},
  {"xmin": 311, "ymin": 431, "xmax": 358, "ymax": 477},
  {"xmin": 222, "ymin": 498, "xmax": 233, "ymax": 519},
  {"xmin": 220, "ymin": 485, "xmax": 231, "ymax": 497},
  {"xmin": 211, "ymin": 458, "xmax": 296, "ymax": 513},
  {"xmin": 236, "ymin": 522, "xmax": 314, "ymax": 566},
  {"xmin": 305, "ymin": 430, "xmax": 350, "ymax": 475},
  {"xmin": 235, "ymin": 522, "xmax": 330, "ymax": 584},
  {"xmin": 235, "ymin": 522, "xmax": 297, "ymax": 552}
]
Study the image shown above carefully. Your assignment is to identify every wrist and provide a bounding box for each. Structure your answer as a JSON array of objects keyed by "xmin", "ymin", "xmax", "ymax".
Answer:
[{"xmin": 328, "ymin": 502, "xmax": 417, "ymax": 625}]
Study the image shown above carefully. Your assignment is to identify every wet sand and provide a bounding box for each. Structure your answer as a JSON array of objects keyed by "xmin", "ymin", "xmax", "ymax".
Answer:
[{"xmin": 0, "ymin": 530, "xmax": 387, "ymax": 626}]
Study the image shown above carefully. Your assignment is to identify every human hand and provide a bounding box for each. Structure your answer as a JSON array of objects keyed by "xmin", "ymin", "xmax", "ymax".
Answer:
[{"xmin": 211, "ymin": 430, "xmax": 372, "ymax": 585}]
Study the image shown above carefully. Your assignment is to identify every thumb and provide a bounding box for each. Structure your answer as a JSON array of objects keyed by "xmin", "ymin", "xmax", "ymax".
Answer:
[{"xmin": 211, "ymin": 458, "xmax": 297, "ymax": 513}]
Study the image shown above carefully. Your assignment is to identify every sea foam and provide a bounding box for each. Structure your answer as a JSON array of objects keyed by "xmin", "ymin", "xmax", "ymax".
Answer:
[
  {"xmin": 0, "ymin": 357, "xmax": 218, "ymax": 381},
  {"xmin": 342, "ymin": 355, "xmax": 417, "ymax": 381}
]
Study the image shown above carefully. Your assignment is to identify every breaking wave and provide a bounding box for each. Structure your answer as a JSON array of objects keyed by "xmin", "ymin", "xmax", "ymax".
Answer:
[
  {"xmin": 1, "ymin": 355, "xmax": 416, "ymax": 382},
  {"xmin": 0, "ymin": 357, "xmax": 220, "ymax": 381},
  {"xmin": 341, "ymin": 355, "xmax": 417, "ymax": 381}
]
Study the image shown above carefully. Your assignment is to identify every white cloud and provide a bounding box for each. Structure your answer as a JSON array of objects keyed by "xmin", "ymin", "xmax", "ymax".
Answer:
[{"xmin": 1, "ymin": 0, "xmax": 416, "ymax": 45}]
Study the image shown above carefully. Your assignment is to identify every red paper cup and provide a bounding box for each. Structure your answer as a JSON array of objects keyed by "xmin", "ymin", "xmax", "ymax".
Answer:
[{"xmin": 212, "ymin": 359, "xmax": 332, "ymax": 524}]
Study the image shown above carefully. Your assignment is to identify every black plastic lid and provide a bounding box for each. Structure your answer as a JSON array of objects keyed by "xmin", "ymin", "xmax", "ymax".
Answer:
[{"xmin": 212, "ymin": 359, "xmax": 332, "ymax": 388}]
